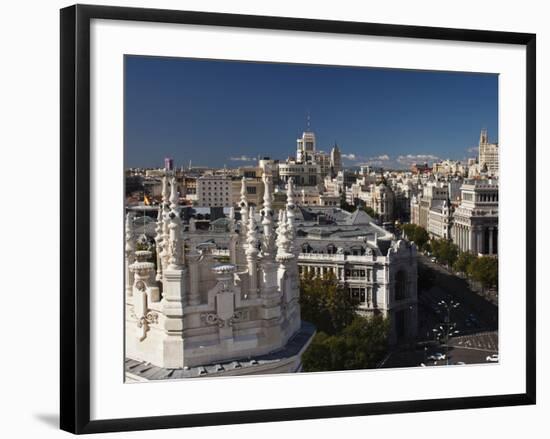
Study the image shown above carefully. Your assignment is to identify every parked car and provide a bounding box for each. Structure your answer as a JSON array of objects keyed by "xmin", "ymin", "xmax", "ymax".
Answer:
[
  {"xmin": 486, "ymin": 354, "xmax": 499, "ymax": 362},
  {"xmin": 428, "ymin": 353, "xmax": 446, "ymax": 361}
]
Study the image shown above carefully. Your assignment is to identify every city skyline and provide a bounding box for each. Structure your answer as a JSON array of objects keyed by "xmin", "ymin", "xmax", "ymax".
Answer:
[{"xmin": 125, "ymin": 56, "xmax": 498, "ymax": 169}]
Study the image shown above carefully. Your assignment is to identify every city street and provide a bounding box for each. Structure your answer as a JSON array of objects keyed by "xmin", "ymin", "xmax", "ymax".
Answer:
[{"xmin": 382, "ymin": 254, "xmax": 498, "ymax": 368}]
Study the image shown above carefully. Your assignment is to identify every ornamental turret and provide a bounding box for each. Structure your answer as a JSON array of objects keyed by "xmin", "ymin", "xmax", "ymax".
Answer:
[
  {"xmin": 261, "ymin": 171, "xmax": 275, "ymax": 259},
  {"xmin": 246, "ymin": 206, "xmax": 259, "ymax": 298},
  {"xmin": 125, "ymin": 212, "xmax": 135, "ymax": 297}
]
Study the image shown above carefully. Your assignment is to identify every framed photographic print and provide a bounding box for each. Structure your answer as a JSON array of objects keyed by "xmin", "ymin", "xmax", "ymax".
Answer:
[{"xmin": 60, "ymin": 4, "xmax": 536, "ymax": 434}]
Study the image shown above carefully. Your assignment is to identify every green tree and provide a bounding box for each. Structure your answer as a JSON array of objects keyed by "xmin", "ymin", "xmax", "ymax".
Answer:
[
  {"xmin": 340, "ymin": 192, "xmax": 355, "ymax": 213},
  {"xmin": 401, "ymin": 224, "xmax": 429, "ymax": 251},
  {"xmin": 453, "ymin": 251, "xmax": 476, "ymax": 275},
  {"xmin": 299, "ymin": 271, "xmax": 358, "ymax": 335},
  {"xmin": 431, "ymin": 238, "xmax": 459, "ymax": 267},
  {"xmin": 469, "ymin": 256, "xmax": 498, "ymax": 291},
  {"xmin": 302, "ymin": 315, "xmax": 390, "ymax": 372}
]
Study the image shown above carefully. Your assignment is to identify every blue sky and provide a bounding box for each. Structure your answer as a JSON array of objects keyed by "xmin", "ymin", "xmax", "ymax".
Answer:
[{"xmin": 125, "ymin": 55, "xmax": 498, "ymax": 169}]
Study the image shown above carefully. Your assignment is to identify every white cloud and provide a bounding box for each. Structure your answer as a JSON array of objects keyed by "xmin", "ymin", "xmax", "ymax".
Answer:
[
  {"xmin": 359, "ymin": 160, "xmax": 385, "ymax": 167},
  {"xmin": 341, "ymin": 153, "xmax": 358, "ymax": 161},
  {"xmin": 344, "ymin": 154, "xmax": 389, "ymax": 165},
  {"xmin": 396, "ymin": 154, "xmax": 440, "ymax": 167},
  {"xmin": 229, "ymin": 155, "xmax": 255, "ymax": 162},
  {"xmin": 467, "ymin": 146, "xmax": 479, "ymax": 154}
]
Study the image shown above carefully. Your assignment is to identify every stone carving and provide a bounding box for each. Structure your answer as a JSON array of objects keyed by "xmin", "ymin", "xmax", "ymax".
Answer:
[
  {"xmin": 131, "ymin": 311, "xmax": 159, "ymax": 342},
  {"xmin": 200, "ymin": 309, "xmax": 249, "ymax": 328}
]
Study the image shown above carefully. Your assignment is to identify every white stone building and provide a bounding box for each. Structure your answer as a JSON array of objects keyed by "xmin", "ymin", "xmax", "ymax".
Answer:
[
  {"xmin": 478, "ymin": 128, "xmax": 499, "ymax": 176},
  {"xmin": 125, "ymin": 175, "xmax": 314, "ymax": 379},
  {"xmin": 427, "ymin": 199, "xmax": 453, "ymax": 239},
  {"xmin": 196, "ymin": 174, "xmax": 231, "ymax": 207},
  {"xmin": 293, "ymin": 207, "xmax": 418, "ymax": 344},
  {"xmin": 451, "ymin": 179, "xmax": 498, "ymax": 254}
]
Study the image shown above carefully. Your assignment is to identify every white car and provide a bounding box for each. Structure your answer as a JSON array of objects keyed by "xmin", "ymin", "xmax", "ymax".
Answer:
[
  {"xmin": 486, "ymin": 354, "xmax": 499, "ymax": 362},
  {"xmin": 428, "ymin": 353, "xmax": 446, "ymax": 361}
]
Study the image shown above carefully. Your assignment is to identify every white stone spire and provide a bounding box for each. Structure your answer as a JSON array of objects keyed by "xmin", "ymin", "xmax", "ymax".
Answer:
[
  {"xmin": 159, "ymin": 175, "xmax": 171, "ymax": 271},
  {"xmin": 125, "ymin": 212, "xmax": 136, "ymax": 296},
  {"xmin": 239, "ymin": 177, "xmax": 249, "ymax": 236},
  {"xmin": 154, "ymin": 206, "xmax": 163, "ymax": 282},
  {"xmin": 261, "ymin": 172, "xmax": 275, "ymax": 258},
  {"xmin": 285, "ymin": 177, "xmax": 297, "ymax": 250},
  {"xmin": 169, "ymin": 176, "xmax": 178, "ymax": 211},
  {"xmin": 246, "ymin": 207, "xmax": 259, "ymax": 257},
  {"xmin": 161, "ymin": 174, "xmax": 169, "ymax": 206},
  {"xmin": 246, "ymin": 206, "xmax": 259, "ymax": 297},
  {"xmin": 166, "ymin": 177, "xmax": 183, "ymax": 270},
  {"xmin": 276, "ymin": 210, "xmax": 293, "ymax": 262}
]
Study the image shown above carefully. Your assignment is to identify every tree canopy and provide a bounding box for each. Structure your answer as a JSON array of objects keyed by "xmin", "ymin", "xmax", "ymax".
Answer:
[
  {"xmin": 299, "ymin": 270, "xmax": 358, "ymax": 335},
  {"xmin": 453, "ymin": 251, "xmax": 476, "ymax": 275},
  {"xmin": 431, "ymin": 238, "xmax": 459, "ymax": 267},
  {"xmin": 300, "ymin": 272, "xmax": 390, "ymax": 372},
  {"xmin": 468, "ymin": 256, "xmax": 498, "ymax": 291},
  {"xmin": 400, "ymin": 224, "xmax": 429, "ymax": 250},
  {"xmin": 302, "ymin": 315, "xmax": 390, "ymax": 372}
]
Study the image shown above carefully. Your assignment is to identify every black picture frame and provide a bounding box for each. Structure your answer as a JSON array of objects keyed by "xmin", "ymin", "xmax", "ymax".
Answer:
[{"xmin": 60, "ymin": 4, "xmax": 536, "ymax": 434}]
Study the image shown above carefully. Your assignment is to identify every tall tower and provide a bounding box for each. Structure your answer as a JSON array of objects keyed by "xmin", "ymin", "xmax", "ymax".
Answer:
[
  {"xmin": 330, "ymin": 143, "xmax": 342, "ymax": 176},
  {"xmin": 478, "ymin": 128, "xmax": 499, "ymax": 176},
  {"xmin": 296, "ymin": 114, "xmax": 316, "ymax": 163},
  {"xmin": 164, "ymin": 157, "xmax": 174, "ymax": 171}
]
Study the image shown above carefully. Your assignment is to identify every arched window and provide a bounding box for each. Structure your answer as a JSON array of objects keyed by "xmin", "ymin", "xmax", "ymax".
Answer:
[{"xmin": 395, "ymin": 270, "xmax": 408, "ymax": 301}]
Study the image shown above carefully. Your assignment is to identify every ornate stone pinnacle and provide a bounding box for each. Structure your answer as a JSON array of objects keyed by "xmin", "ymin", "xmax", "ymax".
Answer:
[
  {"xmin": 286, "ymin": 177, "xmax": 295, "ymax": 211},
  {"xmin": 246, "ymin": 207, "xmax": 259, "ymax": 257},
  {"xmin": 169, "ymin": 176, "xmax": 178, "ymax": 210},
  {"xmin": 261, "ymin": 173, "xmax": 275, "ymax": 257},
  {"xmin": 276, "ymin": 210, "xmax": 289, "ymax": 255},
  {"xmin": 161, "ymin": 175, "xmax": 169, "ymax": 206},
  {"xmin": 167, "ymin": 210, "xmax": 182, "ymax": 270},
  {"xmin": 154, "ymin": 207, "xmax": 163, "ymax": 281},
  {"xmin": 240, "ymin": 176, "xmax": 247, "ymax": 199},
  {"xmin": 125, "ymin": 212, "xmax": 135, "ymax": 255}
]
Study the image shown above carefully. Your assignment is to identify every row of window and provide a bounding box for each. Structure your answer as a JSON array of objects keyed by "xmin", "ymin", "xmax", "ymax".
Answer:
[
  {"xmin": 350, "ymin": 287, "xmax": 376, "ymax": 305},
  {"xmin": 478, "ymin": 193, "xmax": 498, "ymax": 202}
]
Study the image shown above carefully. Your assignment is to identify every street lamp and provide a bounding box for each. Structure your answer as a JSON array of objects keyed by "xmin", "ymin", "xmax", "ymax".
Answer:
[{"xmin": 432, "ymin": 297, "xmax": 460, "ymax": 365}]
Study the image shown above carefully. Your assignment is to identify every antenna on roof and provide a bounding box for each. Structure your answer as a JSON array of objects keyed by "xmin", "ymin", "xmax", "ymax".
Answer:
[{"xmin": 306, "ymin": 111, "xmax": 311, "ymax": 131}]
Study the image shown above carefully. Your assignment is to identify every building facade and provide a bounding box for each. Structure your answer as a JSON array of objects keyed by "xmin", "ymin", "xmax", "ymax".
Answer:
[
  {"xmin": 451, "ymin": 179, "xmax": 499, "ymax": 254},
  {"xmin": 478, "ymin": 128, "xmax": 499, "ymax": 176},
  {"xmin": 125, "ymin": 176, "xmax": 314, "ymax": 379},
  {"xmin": 293, "ymin": 207, "xmax": 418, "ymax": 344},
  {"xmin": 196, "ymin": 174, "xmax": 232, "ymax": 207}
]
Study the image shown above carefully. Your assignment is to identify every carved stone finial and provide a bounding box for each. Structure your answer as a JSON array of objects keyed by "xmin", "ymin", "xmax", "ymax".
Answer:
[
  {"xmin": 161, "ymin": 175, "xmax": 169, "ymax": 207},
  {"xmin": 261, "ymin": 172, "xmax": 275, "ymax": 257},
  {"xmin": 286, "ymin": 177, "xmax": 295, "ymax": 211},
  {"xmin": 239, "ymin": 179, "xmax": 249, "ymax": 240},
  {"xmin": 276, "ymin": 210, "xmax": 293, "ymax": 262},
  {"xmin": 154, "ymin": 207, "xmax": 163, "ymax": 281},
  {"xmin": 169, "ymin": 176, "xmax": 178, "ymax": 210},
  {"xmin": 167, "ymin": 210, "xmax": 183, "ymax": 270},
  {"xmin": 125, "ymin": 212, "xmax": 135, "ymax": 255},
  {"xmin": 240, "ymin": 176, "xmax": 247, "ymax": 199},
  {"xmin": 246, "ymin": 207, "xmax": 259, "ymax": 257}
]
